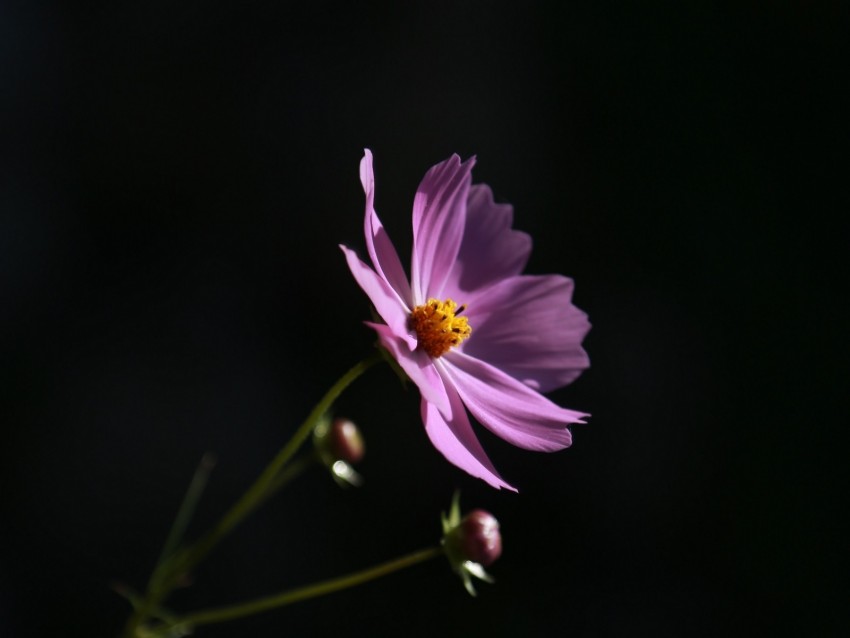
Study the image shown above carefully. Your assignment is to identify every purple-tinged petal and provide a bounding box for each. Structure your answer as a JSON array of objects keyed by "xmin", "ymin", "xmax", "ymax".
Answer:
[
  {"xmin": 460, "ymin": 274, "xmax": 590, "ymax": 392},
  {"xmin": 422, "ymin": 379, "xmax": 516, "ymax": 491},
  {"xmin": 360, "ymin": 150, "xmax": 412, "ymax": 305},
  {"xmin": 367, "ymin": 322, "xmax": 450, "ymax": 417},
  {"xmin": 442, "ymin": 184, "xmax": 532, "ymax": 300},
  {"xmin": 441, "ymin": 352, "xmax": 588, "ymax": 452},
  {"xmin": 410, "ymin": 155, "xmax": 475, "ymax": 302},
  {"xmin": 340, "ymin": 245, "xmax": 415, "ymax": 349}
]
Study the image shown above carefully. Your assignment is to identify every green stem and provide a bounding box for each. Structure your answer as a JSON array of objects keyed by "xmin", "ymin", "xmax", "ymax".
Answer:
[
  {"xmin": 150, "ymin": 546, "xmax": 442, "ymax": 636},
  {"xmin": 155, "ymin": 452, "xmax": 217, "ymax": 570},
  {"xmin": 121, "ymin": 352, "xmax": 384, "ymax": 638},
  {"xmin": 261, "ymin": 450, "xmax": 318, "ymax": 504},
  {"xmin": 182, "ymin": 352, "xmax": 383, "ymax": 568}
]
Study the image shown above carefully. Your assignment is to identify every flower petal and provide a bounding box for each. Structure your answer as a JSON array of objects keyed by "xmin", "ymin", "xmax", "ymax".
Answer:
[
  {"xmin": 461, "ymin": 274, "xmax": 590, "ymax": 392},
  {"xmin": 410, "ymin": 154, "xmax": 475, "ymax": 302},
  {"xmin": 441, "ymin": 352, "xmax": 588, "ymax": 452},
  {"xmin": 360, "ymin": 150, "xmax": 412, "ymax": 305},
  {"xmin": 422, "ymin": 379, "xmax": 516, "ymax": 491},
  {"xmin": 367, "ymin": 322, "xmax": 450, "ymax": 417},
  {"xmin": 442, "ymin": 184, "xmax": 532, "ymax": 300},
  {"xmin": 340, "ymin": 245, "xmax": 415, "ymax": 349}
]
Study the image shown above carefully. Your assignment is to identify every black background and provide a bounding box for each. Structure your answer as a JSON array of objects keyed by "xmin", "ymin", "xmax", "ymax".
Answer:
[{"xmin": 1, "ymin": 3, "xmax": 847, "ymax": 637}]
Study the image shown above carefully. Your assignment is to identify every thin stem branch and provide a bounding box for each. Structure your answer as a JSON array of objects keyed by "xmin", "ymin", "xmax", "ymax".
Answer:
[
  {"xmin": 121, "ymin": 351, "xmax": 384, "ymax": 638},
  {"xmin": 155, "ymin": 452, "xmax": 217, "ymax": 570},
  {"xmin": 150, "ymin": 546, "xmax": 443, "ymax": 636},
  {"xmin": 261, "ymin": 450, "xmax": 319, "ymax": 504},
  {"xmin": 180, "ymin": 352, "xmax": 383, "ymax": 570}
]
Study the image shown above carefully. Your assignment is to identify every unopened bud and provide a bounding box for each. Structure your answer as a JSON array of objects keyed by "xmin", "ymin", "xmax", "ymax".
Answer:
[
  {"xmin": 314, "ymin": 416, "xmax": 365, "ymax": 487},
  {"xmin": 444, "ymin": 509, "xmax": 502, "ymax": 568},
  {"xmin": 328, "ymin": 417, "xmax": 365, "ymax": 463},
  {"xmin": 315, "ymin": 417, "xmax": 365, "ymax": 464},
  {"xmin": 441, "ymin": 493, "xmax": 502, "ymax": 595},
  {"xmin": 455, "ymin": 510, "xmax": 502, "ymax": 566}
]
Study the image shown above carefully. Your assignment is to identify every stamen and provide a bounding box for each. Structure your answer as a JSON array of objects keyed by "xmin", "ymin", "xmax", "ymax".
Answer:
[{"xmin": 409, "ymin": 298, "xmax": 472, "ymax": 358}]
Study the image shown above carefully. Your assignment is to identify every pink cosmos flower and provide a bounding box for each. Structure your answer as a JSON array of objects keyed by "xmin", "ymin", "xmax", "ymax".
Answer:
[{"xmin": 341, "ymin": 150, "xmax": 590, "ymax": 490}]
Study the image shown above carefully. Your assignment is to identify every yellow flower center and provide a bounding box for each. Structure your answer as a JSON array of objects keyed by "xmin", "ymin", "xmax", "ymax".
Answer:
[{"xmin": 409, "ymin": 298, "xmax": 472, "ymax": 358}]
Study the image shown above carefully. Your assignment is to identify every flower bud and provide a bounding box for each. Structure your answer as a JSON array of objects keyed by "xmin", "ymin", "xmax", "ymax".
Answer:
[
  {"xmin": 456, "ymin": 510, "xmax": 502, "ymax": 566},
  {"xmin": 327, "ymin": 417, "xmax": 365, "ymax": 463},
  {"xmin": 315, "ymin": 417, "xmax": 365, "ymax": 464},
  {"xmin": 313, "ymin": 416, "xmax": 365, "ymax": 487},
  {"xmin": 444, "ymin": 509, "xmax": 502, "ymax": 568},
  {"xmin": 441, "ymin": 493, "xmax": 502, "ymax": 595}
]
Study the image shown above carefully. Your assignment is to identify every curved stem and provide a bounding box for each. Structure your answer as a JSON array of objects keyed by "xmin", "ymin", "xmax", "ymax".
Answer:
[
  {"xmin": 150, "ymin": 547, "xmax": 443, "ymax": 636},
  {"xmin": 188, "ymin": 351, "xmax": 384, "ymax": 563},
  {"xmin": 155, "ymin": 452, "xmax": 217, "ymax": 569},
  {"xmin": 121, "ymin": 351, "xmax": 384, "ymax": 638},
  {"xmin": 260, "ymin": 449, "xmax": 319, "ymax": 505}
]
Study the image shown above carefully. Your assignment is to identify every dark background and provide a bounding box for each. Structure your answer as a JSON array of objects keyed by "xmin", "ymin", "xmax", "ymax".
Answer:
[{"xmin": 1, "ymin": 2, "xmax": 846, "ymax": 637}]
